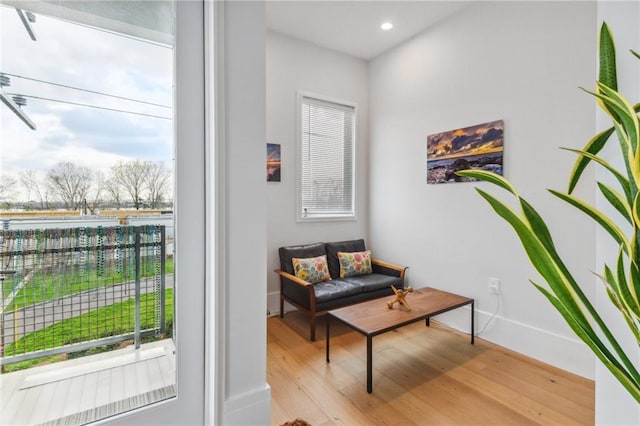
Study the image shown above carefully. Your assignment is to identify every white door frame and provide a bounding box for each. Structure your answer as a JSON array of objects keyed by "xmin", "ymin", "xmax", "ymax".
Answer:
[{"xmin": 205, "ymin": 0, "xmax": 225, "ymax": 424}]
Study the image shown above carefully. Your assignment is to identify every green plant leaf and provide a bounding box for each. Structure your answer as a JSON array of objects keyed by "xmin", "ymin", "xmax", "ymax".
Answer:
[
  {"xmin": 631, "ymin": 50, "xmax": 640, "ymax": 61},
  {"xmin": 519, "ymin": 194, "xmax": 639, "ymax": 379},
  {"xmin": 599, "ymin": 22, "xmax": 618, "ymax": 91},
  {"xmin": 532, "ymin": 280, "xmax": 617, "ymax": 370},
  {"xmin": 617, "ymin": 248, "xmax": 640, "ymax": 320},
  {"xmin": 567, "ymin": 101, "xmax": 640, "ymax": 195},
  {"xmin": 475, "ymin": 189, "xmax": 590, "ymax": 322},
  {"xmin": 533, "ymin": 281, "xmax": 640, "ymax": 404},
  {"xmin": 455, "ymin": 169, "xmax": 517, "ymax": 195},
  {"xmin": 597, "ymin": 83, "xmax": 640, "ymax": 153},
  {"xmin": 634, "ymin": 193, "xmax": 640, "ymax": 231},
  {"xmin": 585, "ymin": 87, "xmax": 637, "ymax": 152},
  {"xmin": 591, "ymin": 267, "xmax": 640, "ymax": 380},
  {"xmin": 610, "ymin": 120, "xmax": 638, "ymax": 191},
  {"xmin": 474, "ymin": 183, "xmax": 640, "ymax": 387},
  {"xmin": 564, "ymin": 146, "xmax": 631, "ymax": 202},
  {"xmin": 598, "ymin": 182, "xmax": 633, "ymax": 224},
  {"xmin": 620, "ymin": 308, "xmax": 640, "ymax": 345},
  {"xmin": 466, "ymin": 23, "xmax": 640, "ymax": 403},
  {"xmin": 566, "ymin": 128, "xmax": 616, "ymax": 194},
  {"xmin": 550, "ymin": 190, "xmax": 630, "ymax": 253},
  {"xmin": 519, "ymin": 198, "xmax": 556, "ymax": 253},
  {"xmin": 627, "ymin": 259, "xmax": 640, "ymax": 315},
  {"xmin": 602, "ymin": 266, "xmax": 623, "ymax": 310}
]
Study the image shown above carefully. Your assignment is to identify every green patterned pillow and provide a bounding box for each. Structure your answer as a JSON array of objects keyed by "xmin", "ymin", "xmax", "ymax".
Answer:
[
  {"xmin": 338, "ymin": 250, "xmax": 373, "ymax": 278},
  {"xmin": 292, "ymin": 255, "xmax": 331, "ymax": 283}
]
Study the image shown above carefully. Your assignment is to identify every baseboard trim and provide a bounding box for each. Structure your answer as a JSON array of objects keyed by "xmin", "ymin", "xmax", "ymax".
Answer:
[
  {"xmin": 435, "ymin": 305, "xmax": 594, "ymax": 379},
  {"xmin": 223, "ymin": 384, "xmax": 271, "ymax": 425},
  {"xmin": 267, "ymin": 290, "xmax": 284, "ymax": 316}
]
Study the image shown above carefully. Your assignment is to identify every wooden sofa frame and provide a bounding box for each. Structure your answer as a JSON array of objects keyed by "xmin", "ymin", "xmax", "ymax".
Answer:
[{"xmin": 275, "ymin": 258, "xmax": 407, "ymax": 341}]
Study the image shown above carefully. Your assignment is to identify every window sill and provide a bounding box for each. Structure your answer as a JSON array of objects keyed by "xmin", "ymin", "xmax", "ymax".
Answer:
[{"xmin": 297, "ymin": 215, "xmax": 357, "ymax": 223}]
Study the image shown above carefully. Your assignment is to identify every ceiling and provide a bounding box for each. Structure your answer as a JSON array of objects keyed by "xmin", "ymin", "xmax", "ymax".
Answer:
[
  {"xmin": 266, "ymin": 1, "xmax": 471, "ymax": 60},
  {"xmin": 2, "ymin": 0, "xmax": 470, "ymax": 60}
]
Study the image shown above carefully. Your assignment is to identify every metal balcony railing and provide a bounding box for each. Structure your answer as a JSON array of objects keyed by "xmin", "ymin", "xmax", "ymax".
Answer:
[{"xmin": 0, "ymin": 225, "xmax": 168, "ymax": 368}]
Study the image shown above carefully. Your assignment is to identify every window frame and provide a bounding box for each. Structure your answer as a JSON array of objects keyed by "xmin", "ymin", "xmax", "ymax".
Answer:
[{"xmin": 296, "ymin": 90, "xmax": 357, "ymax": 222}]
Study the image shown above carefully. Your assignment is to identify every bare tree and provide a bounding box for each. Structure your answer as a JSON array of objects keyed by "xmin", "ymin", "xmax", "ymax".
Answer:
[
  {"xmin": 46, "ymin": 162, "xmax": 92, "ymax": 210},
  {"xmin": 86, "ymin": 171, "xmax": 107, "ymax": 214},
  {"xmin": 110, "ymin": 160, "xmax": 149, "ymax": 210},
  {"xmin": 19, "ymin": 170, "xmax": 49, "ymax": 209},
  {"xmin": 0, "ymin": 174, "xmax": 17, "ymax": 203},
  {"xmin": 145, "ymin": 161, "xmax": 171, "ymax": 208},
  {"xmin": 104, "ymin": 177, "xmax": 124, "ymax": 209}
]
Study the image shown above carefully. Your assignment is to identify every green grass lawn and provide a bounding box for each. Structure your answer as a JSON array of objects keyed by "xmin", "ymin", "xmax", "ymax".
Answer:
[
  {"xmin": 3, "ymin": 289, "xmax": 174, "ymax": 370},
  {"xmin": 2, "ymin": 279, "xmax": 15, "ymax": 299},
  {"xmin": 2, "ymin": 257, "xmax": 173, "ymax": 311}
]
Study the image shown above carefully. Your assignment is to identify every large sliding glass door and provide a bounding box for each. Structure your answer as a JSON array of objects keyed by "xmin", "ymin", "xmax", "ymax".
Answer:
[{"xmin": 0, "ymin": 1, "xmax": 206, "ymax": 424}]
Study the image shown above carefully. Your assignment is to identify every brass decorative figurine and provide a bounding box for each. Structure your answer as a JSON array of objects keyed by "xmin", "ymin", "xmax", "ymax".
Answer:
[{"xmin": 387, "ymin": 285, "xmax": 413, "ymax": 310}]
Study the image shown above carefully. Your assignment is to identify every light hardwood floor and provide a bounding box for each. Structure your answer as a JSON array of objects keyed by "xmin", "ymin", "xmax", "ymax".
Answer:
[{"xmin": 268, "ymin": 312, "xmax": 594, "ymax": 426}]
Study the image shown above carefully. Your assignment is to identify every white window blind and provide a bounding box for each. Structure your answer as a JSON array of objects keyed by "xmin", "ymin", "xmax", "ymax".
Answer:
[{"xmin": 299, "ymin": 95, "xmax": 355, "ymax": 220}]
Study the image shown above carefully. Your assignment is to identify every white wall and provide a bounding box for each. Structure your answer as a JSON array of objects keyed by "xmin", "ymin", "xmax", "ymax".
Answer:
[
  {"xmin": 221, "ymin": 2, "xmax": 271, "ymax": 424},
  {"xmin": 595, "ymin": 2, "xmax": 640, "ymax": 424},
  {"xmin": 369, "ymin": 1, "xmax": 597, "ymax": 378},
  {"xmin": 266, "ymin": 31, "xmax": 369, "ymax": 315}
]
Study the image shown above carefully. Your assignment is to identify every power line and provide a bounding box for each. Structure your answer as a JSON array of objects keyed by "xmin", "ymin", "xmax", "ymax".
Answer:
[
  {"xmin": 2, "ymin": 72, "xmax": 172, "ymax": 109},
  {"xmin": 6, "ymin": 93, "xmax": 172, "ymax": 120}
]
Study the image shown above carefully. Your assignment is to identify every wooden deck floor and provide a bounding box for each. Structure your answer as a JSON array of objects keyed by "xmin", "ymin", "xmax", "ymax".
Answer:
[
  {"xmin": 1, "ymin": 339, "xmax": 176, "ymax": 425},
  {"xmin": 268, "ymin": 312, "xmax": 595, "ymax": 426}
]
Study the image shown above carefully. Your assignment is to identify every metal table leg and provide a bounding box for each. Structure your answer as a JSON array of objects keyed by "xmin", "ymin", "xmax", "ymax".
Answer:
[
  {"xmin": 367, "ymin": 336, "xmax": 372, "ymax": 393},
  {"xmin": 471, "ymin": 300, "xmax": 475, "ymax": 344},
  {"xmin": 326, "ymin": 315, "xmax": 331, "ymax": 363}
]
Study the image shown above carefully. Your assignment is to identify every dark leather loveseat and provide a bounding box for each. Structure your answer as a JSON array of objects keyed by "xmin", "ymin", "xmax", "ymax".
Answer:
[{"xmin": 275, "ymin": 239, "xmax": 408, "ymax": 340}]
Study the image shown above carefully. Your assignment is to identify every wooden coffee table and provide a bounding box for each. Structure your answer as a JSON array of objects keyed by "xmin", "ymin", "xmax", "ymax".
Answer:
[{"xmin": 326, "ymin": 287, "xmax": 474, "ymax": 393}]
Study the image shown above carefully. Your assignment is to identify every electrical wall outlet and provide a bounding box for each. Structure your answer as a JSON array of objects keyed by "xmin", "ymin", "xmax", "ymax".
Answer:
[{"xmin": 488, "ymin": 277, "xmax": 500, "ymax": 294}]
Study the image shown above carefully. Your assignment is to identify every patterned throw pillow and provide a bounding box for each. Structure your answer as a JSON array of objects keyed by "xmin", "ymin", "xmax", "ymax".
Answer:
[
  {"xmin": 338, "ymin": 250, "xmax": 373, "ymax": 278},
  {"xmin": 292, "ymin": 255, "xmax": 331, "ymax": 283}
]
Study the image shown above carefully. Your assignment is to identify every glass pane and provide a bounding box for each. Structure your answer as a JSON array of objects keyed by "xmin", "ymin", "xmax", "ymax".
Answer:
[
  {"xmin": 300, "ymin": 97, "xmax": 355, "ymax": 217},
  {"xmin": 0, "ymin": 1, "xmax": 177, "ymax": 424}
]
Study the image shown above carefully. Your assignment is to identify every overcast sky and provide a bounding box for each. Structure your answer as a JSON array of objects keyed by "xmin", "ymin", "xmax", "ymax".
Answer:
[{"xmin": 0, "ymin": 4, "xmax": 173, "ymax": 193}]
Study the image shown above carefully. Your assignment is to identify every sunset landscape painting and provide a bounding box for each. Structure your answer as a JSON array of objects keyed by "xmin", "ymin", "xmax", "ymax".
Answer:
[
  {"xmin": 267, "ymin": 143, "xmax": 281, "ymax": 182},
  {"xmin": 426, "ymin": 120, "xmax": 504, "ymax": 184}
]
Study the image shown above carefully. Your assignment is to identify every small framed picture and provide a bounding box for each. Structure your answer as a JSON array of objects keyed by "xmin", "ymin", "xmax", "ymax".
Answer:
[{"xmin": 267, "ymin": 143, "xmax": 281, "ymax": 182}]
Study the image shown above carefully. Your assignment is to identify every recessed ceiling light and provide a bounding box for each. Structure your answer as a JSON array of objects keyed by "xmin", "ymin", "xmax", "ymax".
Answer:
[{"xmin": 381, "ymin": 22, "xmax": 393, "ymax": 31}]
